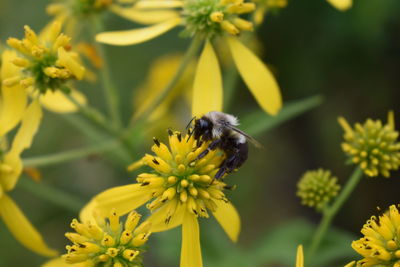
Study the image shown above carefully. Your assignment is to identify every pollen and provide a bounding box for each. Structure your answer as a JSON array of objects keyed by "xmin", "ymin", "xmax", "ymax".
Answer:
[
  {"xmin": 63, "ymin": 210, "xmax": 149, "ymax": 266},
  {"xmin": 296, "ymin": 169, "xmax": 340, "ymax": 212},
  {"xmin": 351, "ymin": 205, "xmax": 400, "ymax": 266},
  {"xmin": 4, "ymin": 22, "xmax": 85, "ymax": 94},
  {"xmin": 132, "ymin": 130, "xmax": 233, "ymax": 221},
  {"xmin": 338, "ymin": 111, "xmax": 400, "ymax": 178}
]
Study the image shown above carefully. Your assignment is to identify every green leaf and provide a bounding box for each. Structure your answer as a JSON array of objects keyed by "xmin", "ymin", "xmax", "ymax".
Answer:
[{"xmin": 240, "ymin": 95, "xmax": 324, "ymax": 136}]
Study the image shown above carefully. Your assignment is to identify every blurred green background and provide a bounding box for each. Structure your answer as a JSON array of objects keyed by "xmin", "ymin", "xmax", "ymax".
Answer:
[{"xmin": 1, "ymin": 0, "xmax": 400, "ymax": 266}]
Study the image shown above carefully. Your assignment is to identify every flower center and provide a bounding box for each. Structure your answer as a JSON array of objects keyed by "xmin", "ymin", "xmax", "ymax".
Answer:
[
  {"xmin": 64, "ymin": 211, "xmax": 149, "ymax": 267},
  {"xmin": 182, "ymin": 0, "xmax": 255, "ymax": 38},
  {"xmin": 137, "ymin": 131, "xmax": 233, "ymax": 219}
]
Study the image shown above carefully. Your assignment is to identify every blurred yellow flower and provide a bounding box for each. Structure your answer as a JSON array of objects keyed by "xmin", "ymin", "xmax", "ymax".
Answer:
[
  {"xmin": 252, "ymin": 0, "xmax": 288, "ymax": 25},
  {"xmin": 97, "ymin": 0, "xmax": 282, "ymax": 117},
  {"xmin": 326, "ymin": 0, "xmax": 352, "ymax": 11},
  {"xmin": 351, "ymin": 205, "xmax": 400, "ymax": 266},
  {"xmin": 338, "ymin": 111, "xmax": 400, "ymax": 177},
  {"xmin": 0, "ymin": 100, "xmax": 56, "ymax": 257},
  {"xmin": 296, "ymin": 245, "xmax": 304, "ymax": 267},
  {"xmin": 4, "ymin": 21, "xmax": 86, "ymax": 113},
  {"xmin": 83, "ymin": 130, "xmax": 241, "ymax": 267}
]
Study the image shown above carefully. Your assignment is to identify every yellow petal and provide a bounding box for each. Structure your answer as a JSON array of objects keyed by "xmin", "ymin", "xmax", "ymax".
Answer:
[
  {"xmin": 0, "ymin": 50, "xmax": 28, "ymax": 137},
  {"xmin": 212, "ymin": 200, "xmax": 240, "ymax": 242},
  {"xmin": 39, "ymin": 89, "xmax": 87, "ymax": 113},
  {"xmin": 192, "ymin": 41, "xmax": 223, "ymax": 117},
  {"xmin": 110, "ymin": 5, "xmax": 180, "ymax": 24},
  {"xmin": 41, "ymin": 258, "xmax": 69, "ymax": 267},
  {"xmin": 146, "ymin": 199, "xmax": 185, "ymax": 232},
  {"xmin": 180, "ymin": 212, "xmax": 203, "ymax": 267},
  {"xmin": 135, "ymin": 0, "xmax": 184, "ymax": 9},
  {"xmin": 9, "ymin": 100, "xmax": 42, "ymax": 155},
  {"xmin": 57, "ymin": 47, "xmax": 86, "ymax": 80},
  {"xmin": 228, "ymin": 37, "xmax": 282, "ymax": 115},
  {"xmin": 79, "ymin": 199, "xmax": 98, "ymax": 225},
  {"xmin": 0, "ymin": 194, "xmax": 58, "ymax": 257},
  {"xmin": 0, "ymin": 152, "xmax": 22, "ymax": 192},
  {"xmin": 326, "ymin": 0, "xmax": 352, "ymax": 11},
  {"xmin": 93, "ymin": 184, "xmax": 153, "ymax": 217},
  {"xmin": 296, "ymin": 245, "xmax": 304, "ymax": 267},
  {"xmin": 96, "ymin": 17, "xmax": 182, "ymax": 46},
  {"xmin": 39, "ymin": 19, "xmax": 62, "ymax": 44}
]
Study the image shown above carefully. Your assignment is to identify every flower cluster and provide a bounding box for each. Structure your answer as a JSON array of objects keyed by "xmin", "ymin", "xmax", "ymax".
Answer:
[
  {"xmin": 351, "ymin": 205, "xmax": 400, "ymax": 266},
  {"xmin": 64, "ymin": 210, "xmax": 150, "ymax": 266},
  {"xmin": 339, "ymin": 112, "xmax": 400, "ymax": 177},
  {"xmin": 297, "ymin": 169, "xmax": 340, "ymax": 212},
  {"xmin": 5, "ymin": 22, "xmax": 85, "ymax": 94}
]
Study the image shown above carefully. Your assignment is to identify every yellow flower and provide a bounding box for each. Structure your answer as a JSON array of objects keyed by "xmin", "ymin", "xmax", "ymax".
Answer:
[
  {"xmin": 84, "ymin": 130, "xmax": 241, "ymax": 267},
  {"xmin": 252, "ymin": 0, "xmax": 288, "ymax": 25},
  {"xmin": 296, "ymin": 245, "xmax": 304, "ymax": 267},
  {"xmin": 297, "ymin": 169, "xmax": 340, "ymax": 212},
  {"xmin": 326, "ymin": 0, "xmax": 352, "ymax": 11},
  {"xmin": 4, "ymin": 21, "xmax": 86, "ymax": 113},
  {"xmin": 338, "ymin": 111, "xmax": 400, "ymax": 177},
  {"xmin": 351, "ymin": 205, "xmax": 400, "ymax": 266},
  {"xmin": 96, "ymin": 0, "xmax": 282, "ymax": 117},
  {"xmin": 0, "ymin": 100, "xmax": 57, "ymax": 257}
]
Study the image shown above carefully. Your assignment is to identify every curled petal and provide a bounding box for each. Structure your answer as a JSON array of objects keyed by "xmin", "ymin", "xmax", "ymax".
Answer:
[
  {"xmin": 212, "ymin": 200, "xmax": 241, "ymax": 242},
  {"xmin": 192, "ymin": 41, "xmax": 223, "ymax": 117},
  {"xmin": 0, "ymin": 194, "xmax": 58, "ymax": 257},
  {"xmin": 93, "ymin": 184, "xmax": 153, "ymax": 217},
  {"xmin": 0, "ymin": 50, "xmax": 27, "ymax": 136},
  {"xmin": 39, "ymin": 89, "xmax": 87, "ymax": 113},
  {"xmin": 228, "ymin": 37, "xmax": 282, "ymax": 115},
  {"xmin": 96, "ymin": 18, "xmax": 182, "ymax": 46},
  {"xmin": 180, "ymin": 212, "xmax": 203, "ymax": 267},
  {"xmin": 110, "ymin": 5, "xmax": 180, "ymax": 25},
  {"xmin": 326, "ymin": 0, "xmax": 352, "ymax": 11}
]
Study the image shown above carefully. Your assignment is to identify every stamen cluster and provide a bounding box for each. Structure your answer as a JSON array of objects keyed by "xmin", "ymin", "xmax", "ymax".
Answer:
[
  {"xmin": 133, "ymin": 130, "xmax": 233, "ymax": 220},
  {"xmin": 297, "ymin": 169, "xmax": 340, "ymax": 212},
  {"xmin": 339, "ymin": 113, "xmax": 400, "ymax": 177},
  {"xmin": 63, "ymin": 210, "xmax": 149, "ymax": 266},
  {"xmin": 5, "ymin": 23, "xmax": 85, "ymax": 94},
  {"xmin": 351, "ymin": 205, "xmax": 400, "ymax": 266},
  {"xmin": 183, "ymin": 0, "xmax": 255, "ymax": 38}
]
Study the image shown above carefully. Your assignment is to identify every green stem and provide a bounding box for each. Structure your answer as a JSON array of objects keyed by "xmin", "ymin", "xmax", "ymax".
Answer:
[
  {"xmin": 90, "ymin": 17, "xmax": 122, "ymax": 129},
  {"xmin": 23, "ymin": 140, "xmax": 118, "ymax": 167},
  {"xmin": 307, "ymin": 166, "xmax": 363, "ymax": 263},
  {"xmin": 132, "ymin": 35, "xmax": 203, "ymax": 123},
  {"xmin": 18, "ymin": 177, "xmax": 85, "ymax": 213}
]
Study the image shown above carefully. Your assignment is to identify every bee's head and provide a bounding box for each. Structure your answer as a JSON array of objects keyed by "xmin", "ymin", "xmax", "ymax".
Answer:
[{"xmin": 193, "ymin": 116, "xmax": 213, "ymax": 141}]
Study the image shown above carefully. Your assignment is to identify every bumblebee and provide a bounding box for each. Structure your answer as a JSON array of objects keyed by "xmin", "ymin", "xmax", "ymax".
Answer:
[{"xmin": 188, "ymin": 111, "xmax": 260, "ymax": 179}]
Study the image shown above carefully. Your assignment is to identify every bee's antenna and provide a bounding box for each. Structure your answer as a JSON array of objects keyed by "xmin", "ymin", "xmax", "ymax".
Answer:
[
  {"xmin": 187, "ymin": 128, "xmax": 194, "ymax": 143},
  {"xmin": 186, "ymin": 116, "xmax": 196, "ymax": 130}
]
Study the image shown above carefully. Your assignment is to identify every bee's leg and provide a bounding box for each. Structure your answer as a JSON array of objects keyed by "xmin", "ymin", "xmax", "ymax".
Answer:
[
  {"xmin": 215, "ymin": 143, "xmax": 248, "ymax": 179},
  {"xmin": 196, "ymin": 139, "xmax": 222, "ymax": 160}
]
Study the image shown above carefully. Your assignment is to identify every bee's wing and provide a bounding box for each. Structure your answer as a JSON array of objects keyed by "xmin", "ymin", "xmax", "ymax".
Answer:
[{"xmin": 225, "ymin": 125, "xmax": 264, "ymax": 149}]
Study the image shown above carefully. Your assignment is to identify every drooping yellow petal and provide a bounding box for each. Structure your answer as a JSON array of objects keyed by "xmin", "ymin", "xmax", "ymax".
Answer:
[
  {"xmin": 93, "ymin": 184, "xmax": 153, "ymax": 217},
  {"xmin": 212, "ymin": 200, "xmax": 240, "ymax": 242},
  {"xmin": 96, "ymin": 17, "xmax": 182, "ymax": 46},
  {"xmin": 110, "ymin": 5, "xmax": 180, "ymax": 24},
  {"xmin": 39, "ymin": 89, "xmax": 87, "ymax": 113},
  {"xmin": 57, "ymin": 47, "xmax": 86, "ymax": 80},
  {"xmin": 180, "ymin": 212, "xmax": 203, "ymax": 267},
  {"xmin": 296, "ymin": 245, "xmax": 304, "ymax": 267},
  {"xmin": 0, "ymin": 50, "xmax": 28, "ymax": 137},
  {"xmin": 9, "ymin": 100, "xmax": 42, "ymax": 155},
  {"xmin": 79, "ymin": 199, "xmax": 98, "ymax": 225},
  {"xmin": 0, "ymin": 153, "xmax": 22, "ymax": 192},
  {"xmin": 192, "ymin": 41, "xmax": 223, "ymax": 117},
  {"xmin": 0, "ymin": 194, "xmax": 58, "ymax": 257},
  {"xmin": 41, "ymin": 257, "xmax": 69, "ymax": 267},
  {"xmin": 146, "ymin": 199, "xmax": 185, "ymax": 232},
  {"xmin": 326, "ymin": 0, "xmax": 352, "ymax": 11},
  {"xmin": 227, "ymin": 37, "xmax": 282, "ymax": 115}
]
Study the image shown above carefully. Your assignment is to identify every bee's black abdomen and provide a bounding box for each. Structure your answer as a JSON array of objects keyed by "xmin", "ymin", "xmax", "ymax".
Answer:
[{"xmin": 215, "ymin": 141, "xmax": 248, "ymax": 179}]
